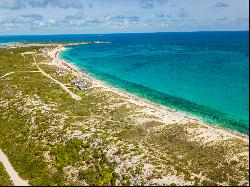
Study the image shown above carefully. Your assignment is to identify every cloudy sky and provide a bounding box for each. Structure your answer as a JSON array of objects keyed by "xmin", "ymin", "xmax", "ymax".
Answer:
[{"xmin": 0, "ymin": 0, "xmax": 249, "ymax": 35}]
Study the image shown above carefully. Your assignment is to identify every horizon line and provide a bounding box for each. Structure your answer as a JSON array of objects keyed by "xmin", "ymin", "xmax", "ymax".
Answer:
[{"xmin": 0, "ymin": 30, "xmax": 249, "ymax": 37}]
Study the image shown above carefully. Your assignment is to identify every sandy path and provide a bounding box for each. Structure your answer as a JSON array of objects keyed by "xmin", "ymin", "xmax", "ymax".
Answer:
[
  {"xmin": 34, "ymin": 56, "xmax": 81, "ymax": 100},
  {"xmin": 0, "ymin": 71, "xmax": 41, "ymax": 80},
  {"xmin": 0, "ymin": 149, "xmax": 29, "ymax": 186},
  {"xmin": 0, "ymin": 72, "xmax": 14, "ymax": 79}
]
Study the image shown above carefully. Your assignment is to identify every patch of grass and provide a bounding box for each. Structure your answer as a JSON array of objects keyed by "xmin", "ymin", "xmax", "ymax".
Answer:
[
  {"xmin": 51, "ymin": 138, "xmax": 84, "ymax": 169},
  {"xmin": 78, "ymin": 164, "xmax": 115, "ymax": 186}
]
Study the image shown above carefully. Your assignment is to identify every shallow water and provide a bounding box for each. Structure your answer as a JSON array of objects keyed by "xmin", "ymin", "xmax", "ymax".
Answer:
[{"xmin": 61, "ymin": 32, "xmax": 249, "ymax": 134}]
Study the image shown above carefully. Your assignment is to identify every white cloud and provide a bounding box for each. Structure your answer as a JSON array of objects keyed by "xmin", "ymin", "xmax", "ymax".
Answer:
[
  {"xmin": 0, "ymin": 0, "xmax": 83, "ymax": 9},
  {"xmin": 212, "ymin": 2, "xmax": 229, "ymax": 8}
]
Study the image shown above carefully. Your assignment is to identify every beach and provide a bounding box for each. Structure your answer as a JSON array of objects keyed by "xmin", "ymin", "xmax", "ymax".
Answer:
[{"xmin": 49, "ymin": 44, "xmax": 248, "ymax": 143}]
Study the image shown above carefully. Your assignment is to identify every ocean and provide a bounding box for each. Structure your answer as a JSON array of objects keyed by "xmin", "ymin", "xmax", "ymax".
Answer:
[{"xmin": 0, "ymin": 32, "xmax": 249, "ymax": 134}]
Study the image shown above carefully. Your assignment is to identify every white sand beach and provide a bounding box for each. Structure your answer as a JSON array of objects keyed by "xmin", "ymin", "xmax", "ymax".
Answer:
[{"xmin": 47, "ymin": 44, "xmax": 248, "ymax": 144}]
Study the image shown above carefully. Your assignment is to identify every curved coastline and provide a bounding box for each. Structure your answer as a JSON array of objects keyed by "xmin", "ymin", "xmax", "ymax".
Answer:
[
  {"xmin": 77, "ymin": 67, "xmax": 248, "ymax": 134},
  {"xmin": 54, "ymin": 44, "xmax": 248, "ymax": 140}
]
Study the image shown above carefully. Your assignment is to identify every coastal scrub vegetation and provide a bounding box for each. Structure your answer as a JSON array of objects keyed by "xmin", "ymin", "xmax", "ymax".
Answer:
[
  {"xmin": 0, "ymin": 162, "xmax": 13, "ymax": 186},
  {"xmin": 0, "ymin": 46, "xmax": 248, "ymax": 186}
]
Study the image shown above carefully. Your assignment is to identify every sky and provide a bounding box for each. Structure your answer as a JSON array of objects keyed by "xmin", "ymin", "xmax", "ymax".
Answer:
[{"xmin": 0, "ymin": 0, "xmax": 249, "ymax": 35}]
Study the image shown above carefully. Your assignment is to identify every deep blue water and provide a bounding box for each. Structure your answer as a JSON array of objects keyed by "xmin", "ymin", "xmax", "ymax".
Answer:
[{"xmin": 0, "ymin": 32, "xmax": 249, "ymax": 134}]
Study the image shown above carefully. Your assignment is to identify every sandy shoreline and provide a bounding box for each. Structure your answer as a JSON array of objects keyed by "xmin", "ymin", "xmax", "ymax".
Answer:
[{"xmin": 47, "ymin": 44, "xmax": 248, "ymax": 143}]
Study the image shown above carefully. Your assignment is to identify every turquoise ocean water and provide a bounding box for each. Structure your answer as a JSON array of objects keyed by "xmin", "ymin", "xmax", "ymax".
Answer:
[{"xmin": 0, "ymin": 32, "xmax": 249, "ymax": 133}]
